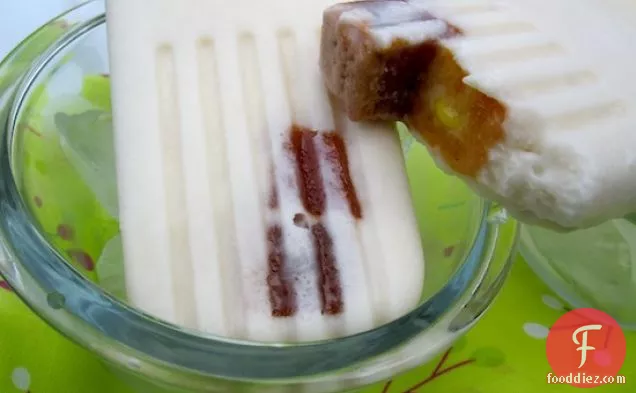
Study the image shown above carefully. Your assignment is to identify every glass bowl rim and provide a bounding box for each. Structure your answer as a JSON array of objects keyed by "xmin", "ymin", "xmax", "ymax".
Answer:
[{"xmin": 0, "ymin": 0, "xmax": 518, "ymax": 383}]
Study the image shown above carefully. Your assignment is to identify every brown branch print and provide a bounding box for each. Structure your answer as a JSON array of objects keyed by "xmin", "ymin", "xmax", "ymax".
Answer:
[{"xmin": 379, "ymin": 346, "xmax": 477, "ymax": 393}]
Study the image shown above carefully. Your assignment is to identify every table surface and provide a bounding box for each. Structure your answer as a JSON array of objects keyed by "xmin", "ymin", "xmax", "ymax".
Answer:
[{"xmin": 0, "ymin": 2, "xmax": 634, "ymax": 392}]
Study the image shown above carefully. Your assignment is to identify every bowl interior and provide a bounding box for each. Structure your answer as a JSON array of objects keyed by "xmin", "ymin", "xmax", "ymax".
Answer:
[
  {"xmin": 522, "ymin": 221, "xmax": 636, "ymax": 328},
  {"xmin": 10, "ymin": 21, "xmax": 485, "ymax": 336}
]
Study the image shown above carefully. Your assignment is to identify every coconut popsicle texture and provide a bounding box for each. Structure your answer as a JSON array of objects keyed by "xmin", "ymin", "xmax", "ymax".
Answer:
[
  {"xmin": 105, "ymin": 0, "xmax": 425, "ymax": 342},
  {"xmin": 320, "ymin": 0, "xmax": 636, "ymax": 230}
]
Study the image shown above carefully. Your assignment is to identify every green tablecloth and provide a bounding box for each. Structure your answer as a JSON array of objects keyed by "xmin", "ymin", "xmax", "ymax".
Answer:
[{"xmin": 1, "ymin": 255, "xmax": 633, "ymax": 393}]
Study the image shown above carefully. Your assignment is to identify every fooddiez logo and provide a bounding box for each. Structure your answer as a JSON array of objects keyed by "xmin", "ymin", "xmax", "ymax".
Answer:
[{"xmin": 545, "ymin": 308, "xmax": 626, "ymax": 388}]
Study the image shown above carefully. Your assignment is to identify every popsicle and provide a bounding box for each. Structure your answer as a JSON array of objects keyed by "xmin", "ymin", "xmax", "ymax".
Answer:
[
  {"xmin": 105, "ymin": 0, "xmax": 425, "ymax": 342},
  {"xmin": 321, "ymin": 0, "xmax": 636, "ymax": 230}
]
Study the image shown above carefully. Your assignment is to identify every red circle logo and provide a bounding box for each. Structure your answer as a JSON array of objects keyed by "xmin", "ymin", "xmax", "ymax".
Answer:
[{"xmin": 546, "ymin": 308, "xmax": 626, "ymax": 388}]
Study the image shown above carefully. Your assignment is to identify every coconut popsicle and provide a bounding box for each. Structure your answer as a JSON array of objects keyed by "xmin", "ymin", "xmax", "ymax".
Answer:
[
  {"xmin": 321, "ymin": 0, "xmax": 636, "ymax": 230},
  {"xmin": 105, "ymin": 0, "xmax": 425, "ymax": 342}
]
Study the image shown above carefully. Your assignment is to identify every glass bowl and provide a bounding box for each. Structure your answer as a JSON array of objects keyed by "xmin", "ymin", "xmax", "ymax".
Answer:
[
  {"xmin": 0, "ymin": 2, "xmax": 518, "ymax": 392},
  {"xmin": 521, "ymin": 217, "xmax": 636, "ymax": 330}
]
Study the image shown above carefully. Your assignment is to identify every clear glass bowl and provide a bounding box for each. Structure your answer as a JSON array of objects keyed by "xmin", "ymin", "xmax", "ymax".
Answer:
[
  {"xmin": 0, "ymin": 2, "xmax": 518, "ymax": 392},
  {"xmin": 521, "ymin": 218, "xmax": 636, "ymax": 330}
]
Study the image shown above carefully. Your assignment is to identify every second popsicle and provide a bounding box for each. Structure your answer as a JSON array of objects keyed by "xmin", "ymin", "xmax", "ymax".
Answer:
[{"xmin": 321, "ymin": 0, "xmax": 636, "ymax": 230}]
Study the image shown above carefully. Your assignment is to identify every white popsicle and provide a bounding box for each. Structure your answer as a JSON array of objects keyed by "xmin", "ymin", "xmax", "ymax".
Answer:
[
  {"xmin": 321, "ymin": 0, "xmax": 636, "ymax": 230},
  {"xmin": 105, "ymin": 0, "xmax": 425, "ymax": 342}
]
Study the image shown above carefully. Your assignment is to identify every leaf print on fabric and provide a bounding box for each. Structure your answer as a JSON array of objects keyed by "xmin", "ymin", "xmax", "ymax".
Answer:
[
  {"xmin": 523, "ymin": 293, "xmax": 572, "ymax": 339},
  {"xmin": 523, "ymin": 323, "xmax": 550, "ymax": 339},
  {"xmin": 11, "ymin": 367, "xmax": 31, "ymax": 392}
]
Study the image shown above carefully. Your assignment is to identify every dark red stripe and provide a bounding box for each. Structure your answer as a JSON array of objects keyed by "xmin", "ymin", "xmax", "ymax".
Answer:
[
  {"xmin": 266, "ymin": 225, "xmax": 296, "ymax": 317},
  {"xmin": 310, "ymin": 223, "xmax": 343, "ymax": 315},
  {"xmin": 290, "ymin": 126, "xmax": 326, "ymax": 216},
  {"xmin": 322, "ymin": 132, "xmax": 363, "ymax": 219},
  {"xmin": 268, "ymin": 168, "xmax": 279, "ymax": 209}
]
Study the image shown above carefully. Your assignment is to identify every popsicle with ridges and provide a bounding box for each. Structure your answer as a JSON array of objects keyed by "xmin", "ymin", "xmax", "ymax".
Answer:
[{"xmin": 106, "ymin": 0, "xmax": 425, "ymax": 342}]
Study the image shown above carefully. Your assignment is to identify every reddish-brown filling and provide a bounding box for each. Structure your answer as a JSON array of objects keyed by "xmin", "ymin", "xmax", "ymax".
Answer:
[
  {"xmin": 268, "ymin": 172, "xmax": 279, "ymax": 209},
  {"xmin": 370, "ymin": 18, "xmax": 462, "ymax": 117},
  {"xmin": 310, "ymin": 223, "xmax": 344, "ymax": 315},
  {"xmin": 265, "ymin": 165, "xmax": 296, "ymax": 317},
  {"xmin": 336, "ymin": 2, "xmax": 504, "ymax": 177},
  {"xmin": 352, "ymin": 5, "xmax": 505, "ymax": 177},
  {"xmin": 322, "ymin": 132, "xmax": 363, "ymax": 219},
  {"xmin": 409, "ymin": 47, "xmax": 507, "ymax": 177},
  {"xmin": 290, "ymin": 126, "xmax": 326, "ymax": 216},
  {"xmin": 372, "ymin": 39, "xmax": 438, "ymax": 116},
  {"xmin": 293, "ymin": 213, "xmax": 310, "ymax": 229},
  {"xmin": 264, "ymin": 126, "xmax": 364, "ymax": 317},
  {"xmin": 290, "ymin": 126, "xmax": 344, "ymax": 315},
  {"xmin": 333, "ymin": 1, "xmax": 463, "ymax": 120},
  {"xmin": 266, "ymin": 224, "xmax": 296, "ymax": 317}
]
